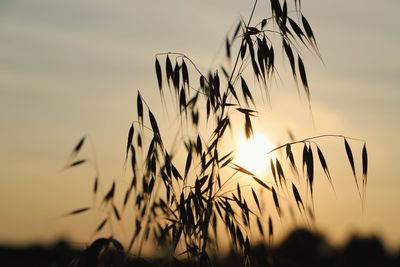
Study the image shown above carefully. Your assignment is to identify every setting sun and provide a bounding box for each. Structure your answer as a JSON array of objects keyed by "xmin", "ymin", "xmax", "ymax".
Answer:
[{"xmin": 235, "ymin": 132, "xmax": 275, "ymax": 177}]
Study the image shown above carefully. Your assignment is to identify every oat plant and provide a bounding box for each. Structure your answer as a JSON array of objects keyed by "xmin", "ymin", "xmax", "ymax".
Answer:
[{"xmin": 64, "ymin": 1, "xmax": 368, "ymax": 266}]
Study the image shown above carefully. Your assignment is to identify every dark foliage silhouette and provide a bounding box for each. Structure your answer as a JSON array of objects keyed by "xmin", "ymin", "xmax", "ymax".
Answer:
[
  {"xmin": 2, "ymin": 230, "xmax": 399, "ymax": 267},
  {"xmin": 63, "ymin": 0, "xmax": 368, "ymax": 266}
]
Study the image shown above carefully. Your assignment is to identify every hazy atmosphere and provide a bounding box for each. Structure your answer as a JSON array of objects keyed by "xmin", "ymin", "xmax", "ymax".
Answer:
[{"xmin": 0, "ymin": 0, "xmax": 399, "ymax": 254}]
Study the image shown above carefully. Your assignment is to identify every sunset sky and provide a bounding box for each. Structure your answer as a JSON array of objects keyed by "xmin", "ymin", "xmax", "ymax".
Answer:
[{"xmin": 0, "ymin": 0, "xmax": 399, "ymax": 251}]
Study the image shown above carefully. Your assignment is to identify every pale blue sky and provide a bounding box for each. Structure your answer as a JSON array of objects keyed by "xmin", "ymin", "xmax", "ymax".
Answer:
[{"xmin": 0, "ymin": 0, "xmax": 399, "ymax": 250}]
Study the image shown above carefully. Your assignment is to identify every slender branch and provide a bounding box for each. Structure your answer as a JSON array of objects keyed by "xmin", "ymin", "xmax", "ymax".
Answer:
[
  {"xmin": 155, "ymin": 52, "xmax": 211, "ymax": 86},
  {"xmin": 266, "ymin": 134, "xmax": 366, "ymax": 155}
]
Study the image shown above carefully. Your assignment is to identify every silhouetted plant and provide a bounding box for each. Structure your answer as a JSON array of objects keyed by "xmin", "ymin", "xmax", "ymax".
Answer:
[{"xmin": 64, "ymin": 1, "xmax": 368, "ymax": 266}]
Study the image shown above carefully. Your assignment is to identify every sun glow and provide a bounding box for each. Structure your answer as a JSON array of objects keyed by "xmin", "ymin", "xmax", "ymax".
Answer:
[{"xmin": 235, "ymin": 132, "xmax": 275, "ymax": 177}]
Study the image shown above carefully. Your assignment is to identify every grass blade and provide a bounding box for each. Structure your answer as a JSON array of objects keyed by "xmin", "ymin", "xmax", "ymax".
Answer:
[
  {"xmin": 283, "ymin": 40, "xmax": 297, "ymax": 84},
  {"xmin": 126, "ymin": 124, "xmax": 134, "ymax": 160},
  {"xmin": 228, "ymin": 82, "xmax": 240, "ymax": 104},
  {"xmin": 66, "ymin": 159, "xmax": 86, "ymax": 169},
  {"xmin": 253, "ymin": 176, "xmax": 272, "ymax": 191},
  {"xmin": 298, "ymin": 56, "xmax": 310, "ymax": 100},
  {"xmin": 272, "ymin": 187, "xmax": 281, "ymax": 217},
  {"xmin": 362, "ymin": 143, "xmax": 368, "ymax": 185},
  {"xmin": 302, "ymin": 14, "xmax": 316, "ymax": 47},
  {"xmin": 232, "ymin": 163, "xmax": 255, "ymax": 177},
  {"xmin": 270, "ymin": 159, "xmax": 277, "ymax": 186},
  {"xmin": 93, "ymin": 176, "xmax": 98, "ymax": 194},
  {"xmin": 302, "ymin": 143, "xmax": 307, "ymax": 174},
  {"xmin": 226, "ymin": 37, "xmax": 231, "ymax": 59},
  {"xmin": 166, "ymin": 55, "xmax": 173, "ymax": 86},
  {"xmin": 149, "ymin": 110, "xmax": 160, "ymax": 137},
  {"xmin": 95, "ymin": 218, "xmax": 108, "ymax": 233},
  {"xmin": 244, "ymin": 114, "xmax": 253, "ymax": 139},
  {"xmin": 268, "ymin": 216, "xmax": 273, "ymax": 244},
  {"xmin": 173, "ymin": 62, "xmax": 180, "ymax": 91},
  {"xmin": 182, "ymin": 59, "xmax": 189, "ymax": 88},
  {"xmin": 362, "ymin": 143, "xmax": 368, "ymax": 205},
  {"xmin": 241, "ymin": 77, "xmax": 255, "ymax": 107},
  {"xmin": 71, "ymin": 136, "xmax": 85, "ymax": 157},
  {"xmin": 155, "ymin": 57, "xmax": 162, "ymax": 91},
  {"xmin": 137, "ymin": 92, "xmax": 143, "ymax": 125},
  {"xmin": 65, "ymin": 207, "xmax": 91, "ymax": 216},
  {"xmin": 306, "ymin": 146, "xmax": 314, "ymax": 198},
  {"xmin": 103, "ymin": 181, "xmax": 115, "ymax": 203},
  {"xmin": 316, "ymin": 146, "xmax": 334, "ymax": 189},
  {"xmin": 251, "ymin": 188, "xmax": 261, "ymax": 212},
  {"xmin": 344, "ymin": 138, "xmax": 360, "ymax": 197},
  {"xmin": 184, "ymin": 148, "xmax": 192, "ymax": 178},
  {"xmin": 179, "ymin": 88, "xmax": 186, "ymax": 115},
  {"xmin": 256, "ymin": 217, "xmax": 264, "ymax": 235},
  {"xmin": 292, "ymin": 183, "xmax": 304, "ymax": 211},
  {"xmin": 288, "ymin": 18, "xmax": 305, "ymax": 43},
  {"xmin": 113, "ymin": 204, "xmax": 121, "ymax": 220}
]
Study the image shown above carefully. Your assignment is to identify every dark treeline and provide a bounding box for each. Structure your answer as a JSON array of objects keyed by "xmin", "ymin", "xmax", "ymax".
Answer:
[{"xmin": 1, "ymin": 229, "xmax": 399, "ymax": 267}]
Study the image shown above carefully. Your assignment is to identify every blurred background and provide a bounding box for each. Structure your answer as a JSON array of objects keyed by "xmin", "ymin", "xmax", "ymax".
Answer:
[{"xmin": 0, "ymin": 0, "xmax": 399, "ymax": 255}]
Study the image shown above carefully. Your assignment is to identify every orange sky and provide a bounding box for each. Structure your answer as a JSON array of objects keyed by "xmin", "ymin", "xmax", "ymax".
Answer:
[{"xmin": 0, "ymin": 0, "xmax": 399, "ymax": 251}]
